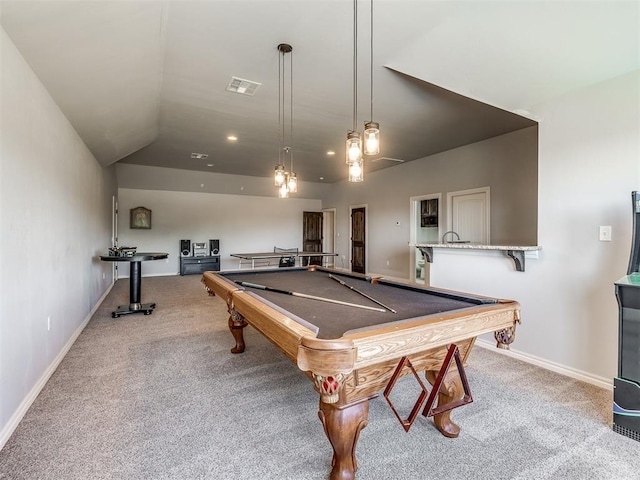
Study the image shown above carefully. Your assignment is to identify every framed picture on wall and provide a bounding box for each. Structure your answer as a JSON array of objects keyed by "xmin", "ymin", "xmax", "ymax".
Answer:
[{"xmin": 130, "ymin": 206, "xmax": 152, "ymax": 229}]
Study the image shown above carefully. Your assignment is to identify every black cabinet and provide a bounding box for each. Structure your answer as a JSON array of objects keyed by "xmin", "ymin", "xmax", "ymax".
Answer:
[{"xmin": 180, "ymin": 255, "xmax": 220, "ymax": 275}]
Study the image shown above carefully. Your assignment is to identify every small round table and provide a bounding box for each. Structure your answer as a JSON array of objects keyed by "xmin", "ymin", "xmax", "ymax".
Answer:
[{"xmin": 99, "ymin": 252, "xmax": 168, "ymax": 318}]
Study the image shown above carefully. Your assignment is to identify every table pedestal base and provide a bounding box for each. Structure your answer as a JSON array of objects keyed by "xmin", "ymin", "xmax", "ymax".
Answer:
[{"xmin": 111, "ymin": 302, "xmax": 156, "ymax": 318}]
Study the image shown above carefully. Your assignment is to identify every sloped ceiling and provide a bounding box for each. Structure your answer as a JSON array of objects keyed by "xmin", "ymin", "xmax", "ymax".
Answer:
[{"xmin": 1, "ymin": 1, "xmax": 638, "ymax": 184}]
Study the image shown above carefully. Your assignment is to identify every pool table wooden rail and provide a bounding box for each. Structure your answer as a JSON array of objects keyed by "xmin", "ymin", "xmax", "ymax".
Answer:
[
  {"xmin": 347, "ymin": 302, "xmax": 520, "ymax": 369},
  {"xmin": 201, "ymin": 269, "xmax": 521, "ymax": 480}
]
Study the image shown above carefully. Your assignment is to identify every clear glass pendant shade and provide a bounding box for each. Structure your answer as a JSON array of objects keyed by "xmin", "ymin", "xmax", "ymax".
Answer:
[
  {"xmin": 363, "ymin": 121, "xmax": 380, "ymax": 155},
  {"xmin": 346, "ymin": 131, "xmax": 363, "ymax": 164},
  {"xmin": 348, "ymin": 159, "xmax": 364, "ymax": 182}
]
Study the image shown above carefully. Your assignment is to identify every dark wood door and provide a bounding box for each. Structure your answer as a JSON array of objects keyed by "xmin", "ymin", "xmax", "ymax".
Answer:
[
  {"xmin": 351, "ymin": 207, "xmax": 366, "ymax": 273},
  {"xmin": 303, "ymin": 211, "xmax": 323, "ymax": 265}
]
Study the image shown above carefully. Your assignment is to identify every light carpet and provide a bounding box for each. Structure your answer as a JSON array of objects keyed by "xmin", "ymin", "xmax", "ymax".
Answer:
[{"xmin": 1, "ymin": 275, "xmax": 638, "ymax": 479}]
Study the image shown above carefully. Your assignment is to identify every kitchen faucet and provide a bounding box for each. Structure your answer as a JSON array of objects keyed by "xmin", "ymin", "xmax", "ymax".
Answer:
[{"xmin": 442, "ymin": 230, "xmax": 460, "ymax": 243}]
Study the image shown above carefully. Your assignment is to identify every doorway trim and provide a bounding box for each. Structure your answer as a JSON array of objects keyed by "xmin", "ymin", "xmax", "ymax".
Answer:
[
  {"xmin": 112, "ymin": 195, "xmax": 118, "ymax": 282},
  {"xmin": 322, "ymin": 208, "xmax": 337, "ymax": 267},
  {"xmin": 409, "ymin": 193, "xmax": 442, "ymax": 284}
]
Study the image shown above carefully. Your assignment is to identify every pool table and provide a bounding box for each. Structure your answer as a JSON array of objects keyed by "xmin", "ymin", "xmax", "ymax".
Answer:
[{"xmin": 201, "ymin": 266, "xmax": 520, "ymax": 480}]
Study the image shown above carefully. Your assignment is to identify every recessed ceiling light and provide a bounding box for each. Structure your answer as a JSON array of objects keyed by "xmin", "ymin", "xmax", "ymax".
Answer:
[
  {"xmin": 326, "ymin": 151, "xmax": 335, "ymax": 156},
  {"xmin": 191, "ymin": 153, "xmax": 208, "ymax": 160},
  {"xmin": 319, "ymin": 177, "xmax": 324, "ymax": 180},
  {"xmin": 206, "ymin": 164, "xmax": 214, "ymax": 167},
  {"xmin": 227, "ymin": 135, "xmax": 238, "ymax": 142}
]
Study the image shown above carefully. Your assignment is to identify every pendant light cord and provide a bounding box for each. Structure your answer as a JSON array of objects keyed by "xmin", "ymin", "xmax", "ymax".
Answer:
[
  {"xmin": 290, "ymin": 50, "xmax": 294, "ymax": 172},
  {"xmin": 370, "ymin": 0, "xmax": 374, "ymax": 122},
  {"xmin": 278, "ymin": 50, "xmax": 283, "ymax": 164},
  {"xmin": 353, "ymin": 0, "xmax": 358, "ymax": 132}
]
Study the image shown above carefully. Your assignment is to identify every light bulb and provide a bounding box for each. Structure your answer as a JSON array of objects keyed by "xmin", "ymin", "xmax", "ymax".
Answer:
[
  {"xmin": 363, "ymin": 122, "xmax": 380, "ymax": 155},
  {"xmin": 279, "ymin": 182, "xmax": 289, "ymax": 198},
  {"xmin": 287, "ymin": 173, "xmax": 297, "ymax": 193},
  {"xmin": 349, "ymin": 144, "xmax": 361, "ymax": 162},
  {"xmin": 348, "ymin": 160, "xmax": 364, "ymax": 182},
  {"xmin": 345, "ymin": 131, "xmax": 363, "ymax": 164},
  {"xmin": 274, "ymin": 165, "xmax": 285, "ymax": 186}
]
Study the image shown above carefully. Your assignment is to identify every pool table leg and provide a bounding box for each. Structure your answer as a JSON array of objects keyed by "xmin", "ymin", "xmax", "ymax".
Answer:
[
  {"xmin": 228, "ymin": 310, "xmax": 247, "ymax": 354},
  {"xmin": 318, "ymin": 399, "xmax": 369, "ymax": 480},
  {"xmin": 425, "ymin": 370, "xmax": 462, "ymax": 438}
]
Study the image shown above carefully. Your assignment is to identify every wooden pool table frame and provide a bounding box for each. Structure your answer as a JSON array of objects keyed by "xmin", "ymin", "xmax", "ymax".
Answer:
[{"xmin": 202, "ymin": 266, "xmax": 520, "ymax": 480}]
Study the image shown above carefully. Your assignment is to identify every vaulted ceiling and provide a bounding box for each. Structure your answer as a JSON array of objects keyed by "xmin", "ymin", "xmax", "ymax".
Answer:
[{"xmin": 1, "ymin": 1, "xmax": 638, "ymax": 183}]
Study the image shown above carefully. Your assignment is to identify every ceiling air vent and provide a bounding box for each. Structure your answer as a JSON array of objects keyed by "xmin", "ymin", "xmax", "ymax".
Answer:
[
  {"xmin": 191, "ymin": 153, "xmax": 208, "ymax": 160},
  {"xmin": 226, "ymin": 76, "xmax": 262, "ymax": 96}
]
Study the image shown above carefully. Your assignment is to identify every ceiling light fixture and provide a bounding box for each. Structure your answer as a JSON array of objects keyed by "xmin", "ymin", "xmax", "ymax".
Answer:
[
  {"xmin": 274, "ymin": 43, "xmax": 297, "ymax": 197},
  {"xmin": 347, "ymin": 0, "xmax": 363, "ymax": 182},
  {"xmin": 363, "ymin": 0, "xmax": 380, "ymax": 156},
  {"xmin": 227, "ymin": 135, "xmax": 238, "ymax": 141}
]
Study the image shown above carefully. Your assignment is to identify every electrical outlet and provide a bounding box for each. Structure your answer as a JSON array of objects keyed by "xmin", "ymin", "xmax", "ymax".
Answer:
[
  {"xmin": 386, "ymin": 260, "xmax": 390, "ymax": 266},
  {"xmin": 599, "ymin": 226, "xmax": 612, "ymax": 241},
  {"xmin": 102, "ymin": 272, "xmax": 106, "ymax": 280},
  {"xmin": 47, "ymin": 316, "xmax": 51, "ymax": 331}
]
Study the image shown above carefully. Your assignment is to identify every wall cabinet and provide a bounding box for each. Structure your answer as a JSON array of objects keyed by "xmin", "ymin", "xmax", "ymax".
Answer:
[{"xmin": 420, "ymin": 198, "xmax": 438, "ymax": 227}]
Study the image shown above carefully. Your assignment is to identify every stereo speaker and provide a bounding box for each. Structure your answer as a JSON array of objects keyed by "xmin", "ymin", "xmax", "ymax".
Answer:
[
  {"xmin": 209, "ymin": 239, "xmax": 220, "ymax": 256},
  {"xmin": 180, "ymin": 239, "xmax": 191, "ymax": 257}
]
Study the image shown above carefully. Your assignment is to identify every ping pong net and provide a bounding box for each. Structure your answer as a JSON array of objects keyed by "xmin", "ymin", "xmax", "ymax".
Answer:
[{"xmin": 274, "ymin": 247, "xmax": 298, "ymax": 267}]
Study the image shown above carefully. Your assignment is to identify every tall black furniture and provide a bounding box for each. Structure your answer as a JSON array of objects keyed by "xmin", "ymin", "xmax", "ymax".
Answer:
[
  {"xmin": 100, "ymin": 252, "xmax": 168, "ymax": 318},
  {"xmin": 180, "ymin": 239, "xmax": 191, "ymax": 256},
  {"xmin": 613, "ymin": 191, "xmax": 640, "ymax": 442},
  {"xmin": 209, "ymin": 239, "xmax": 220, "ymax": 256},
  {"xmin": 180, "ymin": 255, "xmax": 220, "ymax": 275}
]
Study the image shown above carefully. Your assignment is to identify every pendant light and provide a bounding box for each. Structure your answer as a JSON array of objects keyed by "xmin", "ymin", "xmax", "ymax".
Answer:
[
  {"xmin": 274, "ymin": 164, "xmax": 286, "ymax": 186},
  {"xmin": 363, "ymin": 0, "xmax": 379, "ymax": 156},
  {"xmin": 347, "ymin": 0, "xmax": 364, "ymax": 182},
  {"xmin": 348, "ymin": 159, "xmax": 364, "ymax": 183},
  {"xmin": 274, "ymin": 43, "xmax": 297, "ymax": 196}
]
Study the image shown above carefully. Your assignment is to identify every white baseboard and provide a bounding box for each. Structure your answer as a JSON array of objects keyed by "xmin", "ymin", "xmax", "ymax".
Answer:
[
  {"xmin": 117, "ymin": 272, "xmax": 179, "ymax": 279},
  {"xmin": 475, "ymin": 338, "xmax": 613, "ymax": 391},
  {"xmin": 0, "ymin": 284, "xmax": 114, "ymax": 451}
]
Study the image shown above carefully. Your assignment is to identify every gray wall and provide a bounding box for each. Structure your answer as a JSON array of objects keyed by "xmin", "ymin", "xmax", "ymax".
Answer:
[
  {"xmin": 116, "ymin": 185, "xmax": 322, "ymax": 274},
  {"xmin": 1, "ymin": 28, "xmax": 117, "ymax": 446},
  {"xmin": 431, "ymin": 71, "xmax": 639, "ymax": 386},
  {"xmin": 321, "ymin": 126, "xmax": 538, "ymax": 278},
  {"xmin": 116, "ymin": 163, "xmax": 330, "ymax": 200}
]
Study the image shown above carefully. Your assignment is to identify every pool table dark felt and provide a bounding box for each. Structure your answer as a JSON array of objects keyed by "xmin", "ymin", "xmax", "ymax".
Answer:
[{"xmin": 216, "ymin": 268, "xmax": 495, "ymax": 339}]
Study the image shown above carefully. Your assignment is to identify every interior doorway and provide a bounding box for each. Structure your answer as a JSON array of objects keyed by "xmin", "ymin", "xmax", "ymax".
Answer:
[
  {"xmin": 303, "ymin": 211, "xmax": 324, "ymax": 265},
  {"xmin": 410, "ymin": 193, "xmax": 441, "ymax": 284},
  {"xmin": 350, "ymin": 205, "xmax": 367, "ymax": 274},
  {"xmin": 322, "ymin": 208, "xmax": 336, "ymax": 267}
]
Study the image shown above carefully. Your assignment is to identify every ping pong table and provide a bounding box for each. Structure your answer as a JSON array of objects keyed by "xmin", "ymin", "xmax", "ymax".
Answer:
[{"xmin": 230, "ymin": 248, "xmax": 338, "ymax": 269}]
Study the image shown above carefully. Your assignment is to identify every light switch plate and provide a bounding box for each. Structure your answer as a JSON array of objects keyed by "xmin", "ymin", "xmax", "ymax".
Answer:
[{"xmin": 599, "ymin": 226, "xmax": 612, "ymax": 241}]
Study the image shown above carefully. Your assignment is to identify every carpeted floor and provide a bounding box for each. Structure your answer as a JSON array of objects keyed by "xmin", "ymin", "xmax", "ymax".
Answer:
[{"xmin": 0, "ymin": 275, "xmax": 638, "ymax": 479}]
